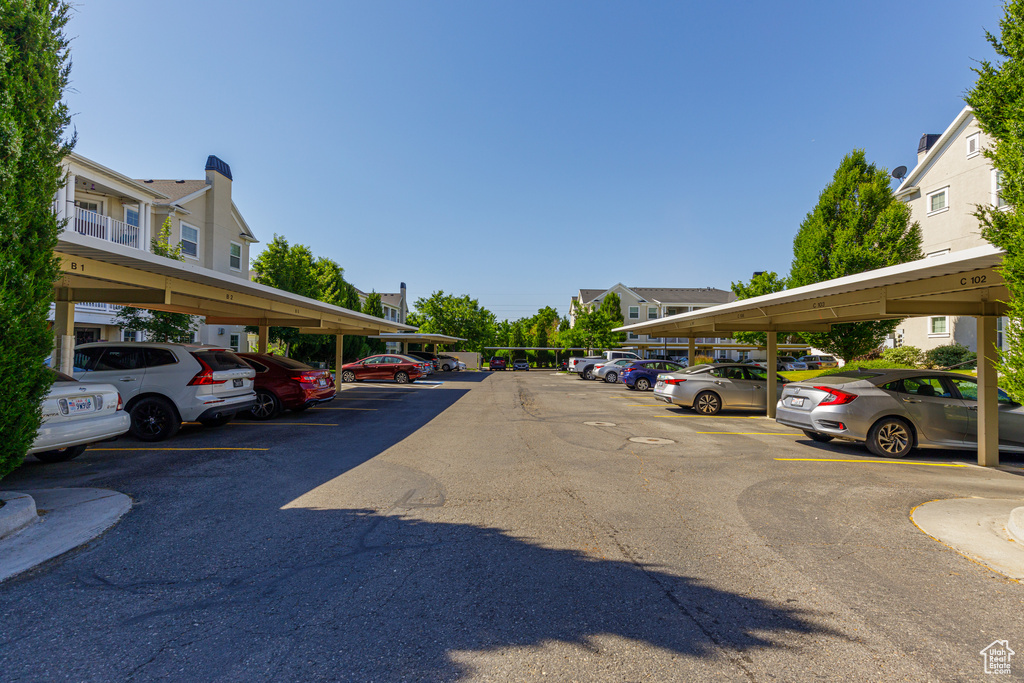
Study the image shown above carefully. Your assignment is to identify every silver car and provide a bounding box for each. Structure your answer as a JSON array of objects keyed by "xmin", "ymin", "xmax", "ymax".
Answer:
[
  {"xmin": 73, "ymin": 342, "xmax": 256, "ymax": 442},
  {"xmin": 653, "ymin": 363, "xmax": 787, "ymax": 415},
  {"xmin": 777, "ymin": 356, "xmax": 809, "ymax": 371},
  {"xmin": 31, "ymin": 369, "xmax": 131, "ymax": 462},
  {"xmin": 594, "ymin": 358, "xmax": 636, "ymax": 383},
  {"xmin": 775, "ymin": 369, "xmax": 1024, "ymax": 458}
]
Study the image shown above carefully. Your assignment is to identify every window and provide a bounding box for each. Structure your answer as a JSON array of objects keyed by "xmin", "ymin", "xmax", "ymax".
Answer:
[
  {"xmin": 180, "ymin": 223, "xmax": 199, "ymax": 259},
  {"xmin": 229, "ymin": 333, "xmax": 240, "ymax": 351},
  {"xmin": 966, "ymin": 132, "xmax": 981, "ymax": 158},
  {"xmin": 122, "ymin": 330, "xmax": 137, "ymax": 342},
  {"xmin": 94, "ymin": 348, "xmax": 145, "ymax": 371},
  {"xmin": 998, "ymin": 317, "xmax": 1006, "ymax": 349},
  {"xmin": 124, "ymin": 206, "xmax": 140, "ymax": 227},
  {"xmin": 144, "ymin": 348, "xmax": 178, "ymax": 367},
  {"xmin": 927, "ymin": 187, "xmax": 949, "ymax": 215},
  {"xmin": 628, "ymin": 332, "xmax": 639, "ymax": 340},
  {"xmin": 229, "ymin": 242, "xmax": 242, "ymax": 271},
  {"xmin": 75, "ymin": 200, "xmax": 101, "ymax": 214},
  {"xmin": 929, "ymin": 316, "xmax": 949, "ymax": 336},
  {"xmin": 993, "ymin": 170, "xmax": 1009, "ymax": 209},
  {"xmin": 903, "ymin": 376, "xmax": 952, "ymax": 398},
  {"xmin": 648, "ymin": 306, "xmax": 658, "ymax": 320},
  {"xmin": 628, "ymin": 306, "xmax": 639, "ymax": 319}
]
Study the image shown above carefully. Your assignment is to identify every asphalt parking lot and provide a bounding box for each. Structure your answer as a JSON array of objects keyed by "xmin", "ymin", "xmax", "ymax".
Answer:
[{"xmin": 1, "ymin": 369, "xmax": 1023, "ymax": 681}]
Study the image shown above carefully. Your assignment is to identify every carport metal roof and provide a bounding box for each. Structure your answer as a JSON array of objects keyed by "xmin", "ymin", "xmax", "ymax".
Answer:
[
  {"xmin": 370, "ymin": 333, "xmax": 465, "ymax": 345},
  {"xmin": 615, "ymin": 245, "xmax": 1007, "ymax": 337},
  {"xmin": 54, "ymin": 230, "xmax": 416, "ymax": 336},
  {"xmin": 615, "ymin": 245, "xmax": 1009, "ymax": 466}
]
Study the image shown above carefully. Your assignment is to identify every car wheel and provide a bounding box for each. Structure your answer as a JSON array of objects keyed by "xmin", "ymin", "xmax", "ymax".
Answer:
[
  {"xmin": 802, "ymin": 430, "xmax": 834, "ymax": 443},
  {"xmin": 199, "ymin": 415, "xmax": 233, "ymax": 428},
  {"xmin": 129, "ymin": 396, "xmax": 180, "ymax": 442},
  {"xmin": 250, "ymin": 390, "xmax": 281, "ymax": 421},
  {"xmin": 605, "ymin": 371, "xmax": 618, "ymax": 383},
  {"xmin": 341, "ymin": 370, "xmax": 356, "ymax": 383},
  {"xmin": 34, "ymin": 444, "xmax": 88, "ymax": 463},
  {"xmin": 583, "ymin": 367, "xmax": 595, "ymax": 380},
  {"xmin": 395, "ymin": 371, "xmax": 410, "ymax": 384},
  {"xmin": 867, "ymin": 417, "xmax": 913, "ymax": 458},
  {"xmin": 694, "ymin": 391, "xmax": 721, "ymax": 415},
  {"xmin": 635, "ymin": 377, "xmax": 651, "ymax": 391}
]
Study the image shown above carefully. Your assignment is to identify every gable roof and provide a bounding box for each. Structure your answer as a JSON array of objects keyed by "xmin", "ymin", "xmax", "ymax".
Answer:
[
  {"xmin": 577, "ymin": 286, "xmax": 734, "ymax": 306},
  {"xmin": 895, "ymin": 105, "xmax": 975, "ymax": 199}
]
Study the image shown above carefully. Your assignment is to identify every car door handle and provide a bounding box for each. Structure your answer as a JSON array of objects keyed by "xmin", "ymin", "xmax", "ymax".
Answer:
[
  {"xmin": 753, "ymin": 385, "xmax": 762, "ymax": 389},
  {"xmin": 902, "ymin": 397, "xmax": 921, "ymax": 403},
  {"xmin": 968, "ymin": 405, "xmax": 978, "ymax": 411},
  {"xmin": 713, "ymin": 381, "xmax": 723, "ymax": 385},
  {"xmin": 118, "ymin": 377, "xmax": 137, "ymax": 382}
]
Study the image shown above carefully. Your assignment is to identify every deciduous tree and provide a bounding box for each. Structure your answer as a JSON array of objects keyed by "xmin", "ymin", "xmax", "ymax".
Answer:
[
  {"xmin": 789, "ymin": 150, "xmax": 922, "ymax": 360},
  {"xmin": 966, "ymin": 0, "xmax": 1024, "ymax": 400},
  {"xmin": 729, "ymin": 271, "xmax": 788, "ymax": 348},
  {"xmin": 410, "ymin": 291, "xmax": 496, "ymax": 354}
]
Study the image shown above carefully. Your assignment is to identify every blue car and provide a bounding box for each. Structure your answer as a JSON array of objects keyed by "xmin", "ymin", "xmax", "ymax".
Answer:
[{"xmin": 621, "ymin": 360, "xmax": 687, "ymax": 391}]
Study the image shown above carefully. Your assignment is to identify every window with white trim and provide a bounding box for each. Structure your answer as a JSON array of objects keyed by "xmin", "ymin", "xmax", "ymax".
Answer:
[
  {"xmin": 229, "ymin": 333, "xmax": 240, "ymax": 351},
  {"xmin": 628, "ymin": 332, "xmax": 639, "ymax": 340},
  {"xmin": 124, "ymin": 206, "xmax": 140, "ymax": 227},
  {"xmin": 929, "ymin": 316, "xmax": 949, "ymax": 336},
  {"xmin": 647, "ymin": 306, "xmax": 658, "ymax": 320},
  {"xmin": 997, "ymin": 317, "xmax": 1006, "ymax": 350},
  {"xmin": 180, "ymin": 222, "xmax": 199, "ymax": 259},
  {"xmin": 927, "ymin": 187, "xmax": 949, "ymax": 215},
  {"xmin": 628, "ymin": 306, "xmax": 639, "ymax": 319},
  {"xmin": 993, "ymin": 169, "xmax": 1009, "ymax": 208},
  {"xmin": 229, "ymin": 242, "xmax": 242, "ymax": 271},
  {"xmin": 966, "ymin": 132, "xmax": 981, "ymax": 158}
]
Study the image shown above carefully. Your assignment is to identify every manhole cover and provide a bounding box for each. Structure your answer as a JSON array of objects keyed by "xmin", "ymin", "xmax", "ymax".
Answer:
[
  {"xmin": 584, "ymin": 421, "xmax": 617, "ymax": 427},
  {"xmin": 629, "ymin": 437, "xmax": 675, "ymax": 445}
]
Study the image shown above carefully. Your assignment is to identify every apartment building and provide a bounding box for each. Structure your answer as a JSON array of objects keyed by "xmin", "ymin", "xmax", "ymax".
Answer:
[
  {"xmin": 52, "ymin": 153, "xmax": 258, "ymax": 349},
  {"xmin": 894, "ymin": 106, "xmax": 1009, "ymax": 353},
  {"xmin": 570, "ymin": 284, "xmax": 737, "ymax": 359},
  {"xmin": 356, "ymin": 284, "xmax": 408, "ymax": 353}
]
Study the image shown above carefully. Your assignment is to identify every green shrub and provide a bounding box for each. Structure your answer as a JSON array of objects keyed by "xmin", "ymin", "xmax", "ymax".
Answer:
[
  {"xmin": 818, "ymin": 359, "xmax": 914, "ymax": 377},
  {"xmin": 693, "ymin": 354, "xmax": 716, "ymax": 365},
  {"xmin": 0, "ymin": 2, "xmax": 74, "ymax": 480},
  {"xmin": 924, "ymin": 343, "xmax": 977, "ymax": 369},
  {"xmin": 882, "ymin": 345, "xmax": 923, "ymax": 366}
]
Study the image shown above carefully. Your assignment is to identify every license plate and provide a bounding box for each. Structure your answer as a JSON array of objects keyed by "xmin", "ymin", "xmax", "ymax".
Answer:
[
  {"xmin": 67, "ymin": 397, "xmax": 94, "ymax": 413},
  {"xmin": 233, "ymin": 378, "xmax": 243, "ymax": 387},
  {"xmin": 791, "ymin": 397, "xmax": 805, "ymax": 407},
  {"xmin": 316, "ymin": 378, "xmax": 326, "ymax": 387}
]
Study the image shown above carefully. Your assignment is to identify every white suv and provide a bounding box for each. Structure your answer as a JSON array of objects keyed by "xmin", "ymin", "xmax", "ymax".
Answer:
[{"xmin": 72, "ymin": 342, "xmax": 256, "ymax": 442}]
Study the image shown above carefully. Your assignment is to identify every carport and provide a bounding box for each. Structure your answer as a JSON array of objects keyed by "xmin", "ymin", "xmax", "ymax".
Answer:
[
  {"xmin": 616, "ymin": 245, "xmax": 1009, "ymax": 466},
  {"xmin": 51, "ymin": 231, "xmax": 415, "ymax": 376},
  {"xmin": 369, "ymin": 333, "xmax": 465, "ymax": 355}
]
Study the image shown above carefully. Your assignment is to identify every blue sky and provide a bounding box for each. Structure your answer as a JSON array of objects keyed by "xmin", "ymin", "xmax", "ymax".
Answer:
[{"xmin": 65, "ymin": 1, "xmax": 1005, "ymax": 321}]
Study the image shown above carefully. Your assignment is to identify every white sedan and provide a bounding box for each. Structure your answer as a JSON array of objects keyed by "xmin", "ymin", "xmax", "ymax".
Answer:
[{"xmin": 31, "ymin": 370, "xmax": 130, "ymax": 463}]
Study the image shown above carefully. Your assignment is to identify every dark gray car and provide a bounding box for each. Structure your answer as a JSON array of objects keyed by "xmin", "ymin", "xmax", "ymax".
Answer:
[{"xmin": 776, "ymin": 368, "xmax": 1024, "ymax": 457}]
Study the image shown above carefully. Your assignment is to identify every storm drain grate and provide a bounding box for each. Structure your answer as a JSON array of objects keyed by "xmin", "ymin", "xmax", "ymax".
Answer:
[
  {"xmin": 584, "ymin": 421, "xmax": 617, "ymax": 427},
  {"xmin": 628, "ymin": 437, "xmax": 675, "ymax": 445}
]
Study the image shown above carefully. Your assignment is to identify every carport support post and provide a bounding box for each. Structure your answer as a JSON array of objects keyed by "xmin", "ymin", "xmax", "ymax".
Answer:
[
  {"xmin": 688, "ymin": 336, "xmax": 695, "ymax": 367},
  {"xmin": 335, "ymin": 334, "xmax": 344, "ymax": 383},
  {"xmin": 766, "ymin": 332, "xmax": 778, "ymax": 419},
  {"xmin": 976, "ymin": 316, "xmax": 999, "ymax": 467},
  {"xmin": 52, "ymin": 298, "xmax": 75, "ymax": 374},
  {"xmin": 258, "ymin": 325, "xmax": 268, "ymax": 354}
]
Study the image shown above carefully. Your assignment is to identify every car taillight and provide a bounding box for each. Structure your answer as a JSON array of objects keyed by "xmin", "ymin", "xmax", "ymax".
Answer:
[
  {"xmin": 116, "ymin": 392, "xmax": 124, "ymax": 411},
  {"xmin": 664, "ymin": 378, "xmax": 686, "ymax": 385},
  {"xmin": 813, "ymin": 386, "xmax": 857, "ymax": 406},
  {"xmin": 297, "ymin": 372, "xmax": 320, "ymax": 383},
  {"xmin": 188, "ymin": 357, "xmax": 227, "ymax": 385}
]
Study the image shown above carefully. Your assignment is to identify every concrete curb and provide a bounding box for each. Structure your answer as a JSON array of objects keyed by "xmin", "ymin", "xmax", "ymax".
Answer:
[
  {"xmin": 0, "ymin": 488, "xmax": 131, "ymax": 583},
  {"xmin": 912, "ymin": 498, "xmax": 1024, "ymax": 581},
  {"xmin": 0, "ymin": 492, "xmax": 38, "ymax": 539},
  {"xmin": 1009, "ymin": 507, "xmax": 1024, "ymax": 545}
]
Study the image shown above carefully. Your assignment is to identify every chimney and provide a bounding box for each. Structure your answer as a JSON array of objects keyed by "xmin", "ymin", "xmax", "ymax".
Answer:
[
  {"xmin": 918, "ymin": 134, "xmax": 941, "ymax": 163},
  {"xmin": 400, "ymin": 282, "xmax": 407, "ymax": 323},
  {"xmin": 203, "ymin": 155, "xmax": 233, "ymax": 266}
]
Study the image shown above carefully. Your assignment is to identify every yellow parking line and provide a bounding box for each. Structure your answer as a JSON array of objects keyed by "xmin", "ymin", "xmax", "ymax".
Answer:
[
  {"xmin": 776, "ymin": 458, "xmax": 968, "ymax": 468},
  {"xmin": 87, "ymin": 447, "xmax": 270, "ymax": 451},
  {"xmin": 696, "ymin": 431, "xmax": 791, "ymax": 435}
]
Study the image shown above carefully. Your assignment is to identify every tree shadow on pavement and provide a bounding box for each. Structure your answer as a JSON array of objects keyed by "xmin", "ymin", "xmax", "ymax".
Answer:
[{"xmin": 0, "ymin": 507, "xmax": 838, "ymax": 681}]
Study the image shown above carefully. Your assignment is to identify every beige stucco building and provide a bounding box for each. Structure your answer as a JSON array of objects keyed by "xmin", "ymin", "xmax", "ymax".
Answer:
[
  {"xmin": 571, "ymin": 284, "xmax": 740, "ymax": 359},
  {"xmin": 52, "ymin": 153, "xmax": 258, "ymax": 349},
  {"xmin": 894, "ymin": 106, "xmax": 1009, "ymax": 354}
]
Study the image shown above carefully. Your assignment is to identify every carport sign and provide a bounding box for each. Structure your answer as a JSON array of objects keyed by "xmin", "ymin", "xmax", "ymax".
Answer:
[{"xmin": 980, "ymin": 640, "xmax": 1014, "ymax": 675}]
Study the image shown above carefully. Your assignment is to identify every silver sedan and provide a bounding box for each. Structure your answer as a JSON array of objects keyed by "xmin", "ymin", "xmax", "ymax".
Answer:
[
  {"xmin": 32, "ymin": 369, "xmax": 131, "ymax": 462},
  {"xmin": 775, "ymin": 369, "xmax": 1024, "ymax": 458},
  {"xmin": 653, "ymin": 363, "xmax": 787, "ymax": 415},
  {"xmin": 593, "ymin": 358, "xmax": 636, "ymax": 383}
]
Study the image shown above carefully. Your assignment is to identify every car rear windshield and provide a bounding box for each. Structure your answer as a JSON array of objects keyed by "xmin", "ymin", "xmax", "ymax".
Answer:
[
  {"xmin": 267, "ymin": 356, "xmax": 312, "ymax": 370},
  {"xmin": 192, "ymin": 350, "xmax": 250, "ymax": 371}
]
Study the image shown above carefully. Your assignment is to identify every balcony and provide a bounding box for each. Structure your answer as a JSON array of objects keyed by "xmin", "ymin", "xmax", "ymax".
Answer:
[{"xmin": 71, "ymin": 207, "xmax": 142, "ymax": 249}]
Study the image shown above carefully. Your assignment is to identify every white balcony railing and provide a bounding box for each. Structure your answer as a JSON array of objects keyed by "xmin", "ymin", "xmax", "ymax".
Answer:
[{"xmin": 72, "ymin": 206, "xmax": 141, "ymax": 249}]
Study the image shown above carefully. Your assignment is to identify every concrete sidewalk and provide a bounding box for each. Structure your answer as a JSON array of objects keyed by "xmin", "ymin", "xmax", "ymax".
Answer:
[
  {"xmin": 0, "ymin": 488, "xmax": 131, "ymax": 583},
  {"xmin": 912, "ymin": 498, "xmax": 1024, "ymax": 581}
]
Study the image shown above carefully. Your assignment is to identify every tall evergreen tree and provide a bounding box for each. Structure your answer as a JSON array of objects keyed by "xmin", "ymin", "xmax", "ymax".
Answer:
[
  {"xmin": 789, "ymin": 150, "xmax": 922, "ymax": 360},
  {"xmin": 966, "ymin": 0, "xmax": 1024, "ymax": 401},
  {"xmin": 0, "ymin": 1, "xmax": 74, "ymax": 479}
]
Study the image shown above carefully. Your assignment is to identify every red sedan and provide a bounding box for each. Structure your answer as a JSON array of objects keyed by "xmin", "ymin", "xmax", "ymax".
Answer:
[
  {"xmin": 341, "ymin": 354, "xmax": 423, "ymax": 384},
  {"xmin": 236, "ymin": 353, "xmax": 336, "ymax": 420}
]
